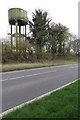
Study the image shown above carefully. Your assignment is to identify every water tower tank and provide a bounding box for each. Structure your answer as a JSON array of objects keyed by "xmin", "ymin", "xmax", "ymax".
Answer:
[
  {"xmin": 8, "ymin": 8, "xmax": 27, "ymax": 25},
  {"xmin": 8, "ymin": 8, "xmax": 27, "ymax": 52}
]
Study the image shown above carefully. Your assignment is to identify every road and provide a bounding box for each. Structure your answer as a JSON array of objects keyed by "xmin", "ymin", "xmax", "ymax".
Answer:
[{"xmin": 2, "ymin": 64, "xmax": 78, "ymax": 112}]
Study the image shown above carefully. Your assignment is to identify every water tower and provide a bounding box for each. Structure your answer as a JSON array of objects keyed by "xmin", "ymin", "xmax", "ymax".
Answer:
[{"xmin": 8, "ymin": 8, "xmax": 27, "ymax": 52}]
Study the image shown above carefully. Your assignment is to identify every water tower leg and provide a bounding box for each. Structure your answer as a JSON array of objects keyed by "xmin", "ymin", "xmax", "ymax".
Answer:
[
  {"xmin": 16, "ymin": 22, "xmax": 18, "ymax": 52},
  {"xmin": 25, "ymin": 25, "xmax": 26, "ymax": 52},
  {"xmin": 11, "ymin": 25, "xmax": 12, "ymax": 49},
  {"xmin": 25, "ymin": 25, "xmax": 26, "ymax": 39},
  {"xmin": 19, "ymin": 25, "xmax": 21, "ymax": 52}
]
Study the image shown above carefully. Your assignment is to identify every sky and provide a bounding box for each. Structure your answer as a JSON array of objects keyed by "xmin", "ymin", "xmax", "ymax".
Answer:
[{"xmin": 0, "ymin": 0, "xmax": 79, "ymax": 38}]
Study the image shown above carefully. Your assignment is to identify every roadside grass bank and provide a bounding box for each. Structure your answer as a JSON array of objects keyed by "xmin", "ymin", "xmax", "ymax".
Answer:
[
  {"xmin": 2, "ymin": 81, "xmax": 79, "ymax": 119},
  {"xmin": 1, "ymin": 59, "xmax": 77, "ymax": 72}
]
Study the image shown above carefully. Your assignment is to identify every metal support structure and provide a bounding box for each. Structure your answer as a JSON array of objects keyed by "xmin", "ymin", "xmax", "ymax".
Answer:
[
  {"xmin": 16, "ymin": 21, "xmax": 18, "ymax": 52},
  {"xmin": 11, "ymin": 25, "xmax": 12, "ymax": 49},
  {"xmin": 25, "ymin": 25, "xmax": 26, "ymax": 39},
  {"xmin": 25, "ymin": 25, "xmax": 26, "ymax": 52},
  {"xmin": 19, "ymin": 25, "xmax": 21, "ymax": 51}
]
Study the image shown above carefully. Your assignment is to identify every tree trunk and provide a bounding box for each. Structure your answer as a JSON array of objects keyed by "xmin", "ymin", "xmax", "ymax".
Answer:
[
  {"xmin": 63, "ymin": 42, "xmax": 65, "ymax": 54},
  {"xmin": 58, "ymin": 41, "xmax": 62, "ymax": 54}
]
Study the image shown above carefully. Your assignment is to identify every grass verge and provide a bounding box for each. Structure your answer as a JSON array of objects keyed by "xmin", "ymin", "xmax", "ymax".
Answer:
[
  {"xmin": 1, "ymin": 60, "xmax": 77, "ymax": 72},
  {"xmin": 2, "ymin": 81, "xmax": 79, "ymax": 119}
]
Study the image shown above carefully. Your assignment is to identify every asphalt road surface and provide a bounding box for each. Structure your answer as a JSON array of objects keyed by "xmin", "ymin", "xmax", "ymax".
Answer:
[{"xmin": 2, "ymin": 64, "xmax": 78, "ymax": 112}]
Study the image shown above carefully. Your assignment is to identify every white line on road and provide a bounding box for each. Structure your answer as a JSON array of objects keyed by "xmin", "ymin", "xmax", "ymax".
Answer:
[
  {"xmin": 0, "ymin": 65, "xmax": 78, "ymax": 82},
  {"xmin": 0, "ymin": 79, "xmax": 78, "ymax": 118},
  {"xmin": 1, "ymin": 70, "xmax": 56, "ymax": 82}
]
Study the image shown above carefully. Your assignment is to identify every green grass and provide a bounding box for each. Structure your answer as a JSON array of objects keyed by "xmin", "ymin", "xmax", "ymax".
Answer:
[
  {"xmin": 2, "ymin": 81, "xmax": 79, "ymax": 119},
  {"xmin": 2, "ymin": 60, "xmax": 77, "ymax": 72}
]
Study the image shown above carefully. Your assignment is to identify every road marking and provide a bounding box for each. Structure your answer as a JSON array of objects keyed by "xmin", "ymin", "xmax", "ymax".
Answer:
[
  {"xmin": 1, "ymin": 66, "xmax": 78, "ymax": 82},
  {"xmin": 1, "ymin": 64, "xmax": 77, "ymax": 74},
  {"xmin": 0, "ymin": 79, "xmax": 78, "ymax": 118},
  {"xmin": 1, "ymin": 70, "xmax": 56, "ymax": 82}
]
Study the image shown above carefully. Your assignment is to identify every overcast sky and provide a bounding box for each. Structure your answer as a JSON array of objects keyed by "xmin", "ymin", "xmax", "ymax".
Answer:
[{"xmin": 0, "ymin": 0, "xmax": 79, "ymax": 38}]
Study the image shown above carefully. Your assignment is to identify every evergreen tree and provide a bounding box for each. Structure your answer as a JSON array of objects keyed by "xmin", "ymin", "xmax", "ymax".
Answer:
[{"xmin": 29, "ymin": 9, "xmax": 51, "ymax": 59}]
